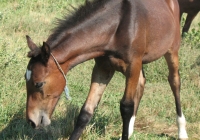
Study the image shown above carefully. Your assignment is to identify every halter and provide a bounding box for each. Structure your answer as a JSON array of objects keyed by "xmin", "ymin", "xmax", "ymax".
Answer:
[{"xmin": 50, "ymin": 53, "xmax": 71, "ymax": 100}]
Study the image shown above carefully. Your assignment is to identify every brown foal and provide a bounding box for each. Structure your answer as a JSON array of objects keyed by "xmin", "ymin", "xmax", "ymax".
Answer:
[{"xmin": 25, "ymin": 0, "xmax": 188, "ymax": 139}]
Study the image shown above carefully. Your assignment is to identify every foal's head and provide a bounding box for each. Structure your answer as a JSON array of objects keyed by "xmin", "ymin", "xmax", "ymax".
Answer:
[{"xmin": 25, "ymin": 36, "xmax": 66, "ymax": 128}]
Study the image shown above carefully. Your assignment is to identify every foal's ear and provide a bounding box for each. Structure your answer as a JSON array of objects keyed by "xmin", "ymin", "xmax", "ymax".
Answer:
[
  {"xmin": 26, "ymin": 35, "xmax": 40, "ymax": 57},
  {"xmin": 41, "ymin": 42, "xmax": 50, "ymax": 63},
  {"xmin": 26, "ymin": 35, "xmax": 37, "ymax": 50}
]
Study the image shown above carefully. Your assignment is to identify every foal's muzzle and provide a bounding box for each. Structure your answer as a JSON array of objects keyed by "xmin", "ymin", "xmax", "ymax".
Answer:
[
  {"xmin": 28, "ymin": 119, "xmax": 36, "ymax": 129},
  {"xmin": 27, "ymin": 110, "xmax": 51, "ymax": 129}
]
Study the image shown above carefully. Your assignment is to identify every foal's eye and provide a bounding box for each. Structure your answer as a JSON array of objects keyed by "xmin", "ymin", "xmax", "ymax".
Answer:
[{"xmin": 35, "ymin": 82, "xmax": 45, "ymax": 89}]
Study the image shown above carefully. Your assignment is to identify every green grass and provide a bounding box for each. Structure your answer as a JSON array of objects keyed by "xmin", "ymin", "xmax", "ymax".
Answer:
[{"xmin": 0, "ymin": 0, "xmax": 200, "ymax": 139}]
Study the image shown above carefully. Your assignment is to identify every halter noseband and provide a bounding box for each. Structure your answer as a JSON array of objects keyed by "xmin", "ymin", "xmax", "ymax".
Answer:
[{"xmin": 50, "ymin": 53, "xmax": 71, "ymax": 100}]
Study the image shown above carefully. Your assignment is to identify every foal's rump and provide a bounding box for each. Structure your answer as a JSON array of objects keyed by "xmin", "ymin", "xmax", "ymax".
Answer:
[{"xmin": 134, "ymin": 0, "xmax": 180, "ymax": 63}]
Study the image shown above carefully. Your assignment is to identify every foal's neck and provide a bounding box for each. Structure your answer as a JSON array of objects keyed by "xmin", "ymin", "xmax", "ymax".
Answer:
[{"xmin": 46, "ymin": 1, "xmax": 121, "ymax": 71}]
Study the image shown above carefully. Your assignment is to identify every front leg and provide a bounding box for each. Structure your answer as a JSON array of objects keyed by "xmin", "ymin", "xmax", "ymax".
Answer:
[
  {"xmin": 69, "ymin": 58, "xmax": 115, "ymax": 140},
  {"xmin": 120, "ymin": 59, "xmax": 142, "ymax": 140}
]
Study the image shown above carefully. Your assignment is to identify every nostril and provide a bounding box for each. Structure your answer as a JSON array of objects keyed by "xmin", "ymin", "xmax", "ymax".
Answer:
[
  {"xmin": 28, "ymin": 119, "xmax": 36, "ymax": 129},
  {"xmin": 41, "ymin": 116, "xmax": 43, "ymax": 124}
]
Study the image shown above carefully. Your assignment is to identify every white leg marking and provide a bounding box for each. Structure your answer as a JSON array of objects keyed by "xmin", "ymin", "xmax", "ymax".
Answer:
[
  {"xmin": 26, "ymin": 69, "xmax": 32, "ymax": 81},
  {"xmin": 128, "ymin": 116, "xmax": 135, "ymax": 138},
  {"xmin": 177, "ymin": 113, "xmax": 188, "ymax": 139},
  {"xmin": 119, "ymin": 116, "xmax": 135, "ymax": 140}
]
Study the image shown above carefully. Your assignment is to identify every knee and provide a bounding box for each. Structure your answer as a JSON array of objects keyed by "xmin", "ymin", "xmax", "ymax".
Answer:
[
  {"xmin": 76, "ymin": 108, "xmax": 92, "ymax": 128},
  {"xmin": 120, "ymin": 102, "xmax": 134, "ymax": 119}
]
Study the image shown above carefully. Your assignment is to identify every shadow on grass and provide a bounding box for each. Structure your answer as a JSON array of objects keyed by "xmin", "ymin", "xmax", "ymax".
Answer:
[
  {"xmin": 0, "ymin": 102, "xmax": 119, "ymax": 140},
  {"xmin": 0, "ymin": 104, "xmax": 178, "ymax": 140},
  {"xmin": 0, "ymin": 104, "xmax": 79, "ymax": 140}
]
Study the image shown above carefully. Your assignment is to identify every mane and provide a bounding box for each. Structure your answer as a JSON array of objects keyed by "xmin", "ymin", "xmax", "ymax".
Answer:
[{"xmin": 47, "ymin": 0, "xmax": 109, "ymax": 46}]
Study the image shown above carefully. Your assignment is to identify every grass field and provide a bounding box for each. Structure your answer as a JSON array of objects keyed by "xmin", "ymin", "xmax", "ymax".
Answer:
[{"xmin": 0, "ymin": 0, "xmax": 200, "ymax": 139}]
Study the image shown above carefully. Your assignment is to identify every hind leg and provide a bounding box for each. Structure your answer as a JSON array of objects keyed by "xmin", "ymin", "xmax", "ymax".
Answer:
[{"xmin": 164, "ymin": 51, "xmax": 188, "ymax": 140}]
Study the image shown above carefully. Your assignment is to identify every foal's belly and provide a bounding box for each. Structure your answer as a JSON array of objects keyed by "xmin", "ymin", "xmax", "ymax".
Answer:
[{"xmin": 142, "ymin": 45, "xmax": 170, "ymax": 64}]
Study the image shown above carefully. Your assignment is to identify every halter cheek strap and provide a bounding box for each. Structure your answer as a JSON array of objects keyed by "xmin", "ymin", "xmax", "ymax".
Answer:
[{"xmin": 50, "ymin": 53, "xmax": 71, "ymax": 100}]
